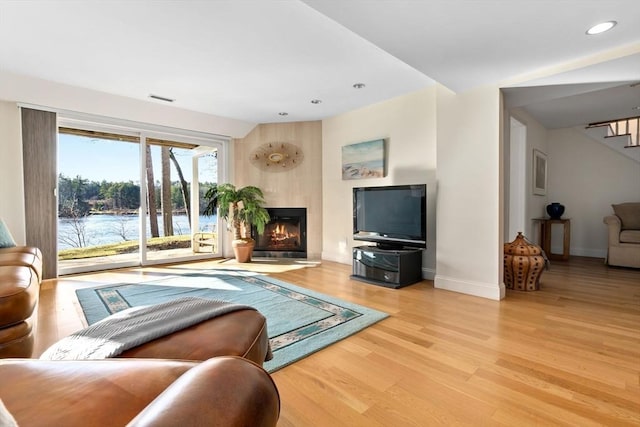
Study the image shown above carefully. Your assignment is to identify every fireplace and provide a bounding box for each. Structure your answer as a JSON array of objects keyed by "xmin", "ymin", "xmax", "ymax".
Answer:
[{"xmin": 251, "ymin": 208, "xmax": 307, "ymax": 258}]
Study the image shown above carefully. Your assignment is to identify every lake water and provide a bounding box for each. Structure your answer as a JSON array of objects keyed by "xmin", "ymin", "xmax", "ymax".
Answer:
[{"xmin": 58, "ymin": 214, "xmax": 218, "ymax": 250}]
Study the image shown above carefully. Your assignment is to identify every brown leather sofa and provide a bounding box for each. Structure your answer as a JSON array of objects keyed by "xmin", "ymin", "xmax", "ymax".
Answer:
[
  {"xmin": 1, "ymin": 247, "xmax": 281, "ymax": 426},
  {"xmin": 0, "ymin": 356, "xmax": 280, "ymax": 427},
  {"xmin": 0, "ymin": 246, "xmax": 42, "ymax": 358}
]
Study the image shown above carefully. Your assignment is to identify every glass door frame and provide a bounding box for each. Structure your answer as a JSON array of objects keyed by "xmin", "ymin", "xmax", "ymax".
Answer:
[
  {"xmin": 139, "ymin": 131, "xmax": 226, "ymax": 267},
  {"xmin": 190, "ymin": 145, "xmax": 223, "ymax": 254},
  {"xmin": 57, "ymin": 114, "xmax": 228, "ymax": 276}
]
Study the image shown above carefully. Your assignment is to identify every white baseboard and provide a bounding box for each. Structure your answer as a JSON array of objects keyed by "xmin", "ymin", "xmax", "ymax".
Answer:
[
  {"xmin": 549, "ymin": 246, "xmax": 607, "ymax": 258},
  {"xmin": 422, "ymin": 267, "xmax": 436, "ymax": 281},
  {"xmin": 572, "ymin": 247, "xmax": 607, "ymax": 258},
  {"xmin": 321, "ymin": 251, "xmax": 350, "ymax": 265},
  {"xmin": 434, "ymin": 274, "xmax": 505, "ymax": 300}
]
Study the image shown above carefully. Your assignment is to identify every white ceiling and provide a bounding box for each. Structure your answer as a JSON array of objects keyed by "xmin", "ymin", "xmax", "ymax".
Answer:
[{"xmin": 0, "ymin": 0, "xmax": 639, "ymax": 126}]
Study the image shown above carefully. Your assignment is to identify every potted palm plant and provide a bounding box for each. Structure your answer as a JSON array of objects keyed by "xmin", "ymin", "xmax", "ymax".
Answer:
[{"xmin": 203, "ymin": 183, "xmax": 270, "ymax": 263}]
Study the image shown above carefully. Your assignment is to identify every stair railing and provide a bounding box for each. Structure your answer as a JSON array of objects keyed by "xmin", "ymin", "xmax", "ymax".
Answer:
[{"xmin": 587, "ymin": 116, "xmax": 639, "ymax": 148}]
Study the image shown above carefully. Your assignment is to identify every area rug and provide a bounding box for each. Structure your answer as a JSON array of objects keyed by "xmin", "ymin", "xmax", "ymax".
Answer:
[{"xmin": 75, "ymin": 270, "xmax": 388, "ymax": 372}]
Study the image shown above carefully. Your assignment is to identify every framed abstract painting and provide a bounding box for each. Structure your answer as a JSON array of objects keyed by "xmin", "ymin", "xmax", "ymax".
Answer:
[{"xmin": 533, "ymin": 149, "xmax": 547, "ymax": 195}]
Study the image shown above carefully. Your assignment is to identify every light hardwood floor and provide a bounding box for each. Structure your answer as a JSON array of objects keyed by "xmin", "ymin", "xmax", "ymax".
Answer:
[{"xmin": 35, "ymin": 257, "xmax": 640, "ymax": 426}]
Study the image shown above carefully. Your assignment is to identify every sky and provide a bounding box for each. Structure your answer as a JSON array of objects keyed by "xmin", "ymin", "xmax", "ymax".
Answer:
[
  {"xmin": 58, "ymin": 133, "xmax": 217, "ymax": 183},
  {"xmin": 341, "ymin": 139, "xmax": 384, "ymax": 164}
]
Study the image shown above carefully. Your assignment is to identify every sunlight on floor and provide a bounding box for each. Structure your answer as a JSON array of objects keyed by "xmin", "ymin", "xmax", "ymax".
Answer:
[
  {"xmin": 58, "ymin": 254, "xmax": 321, "ymax": 283},
  {"xmin": 170, "ymin": 257, "xmax": 322, "ymax": 274}
]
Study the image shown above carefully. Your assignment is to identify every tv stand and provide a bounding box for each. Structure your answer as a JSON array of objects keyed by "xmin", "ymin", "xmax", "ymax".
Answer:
[{"xmin": 351, "ymin": 245, "xmax": 422, "ymax": 289}]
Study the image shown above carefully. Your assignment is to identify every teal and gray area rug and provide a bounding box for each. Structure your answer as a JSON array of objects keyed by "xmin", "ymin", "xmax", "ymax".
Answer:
[{"xmin": 75, "ymin": 270, "xmax": 388, "ymax": 372}]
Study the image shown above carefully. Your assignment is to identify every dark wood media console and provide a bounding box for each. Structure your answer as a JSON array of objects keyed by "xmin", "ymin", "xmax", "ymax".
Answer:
[{"xmin": 351, "ymin": 245, "xmax": 423, "ymax": 289}]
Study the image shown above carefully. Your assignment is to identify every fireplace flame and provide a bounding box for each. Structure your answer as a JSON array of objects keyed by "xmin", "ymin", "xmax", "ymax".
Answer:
[{"xmin": 272, "ymin": 223, "xmax": 294, "ymax": 241}]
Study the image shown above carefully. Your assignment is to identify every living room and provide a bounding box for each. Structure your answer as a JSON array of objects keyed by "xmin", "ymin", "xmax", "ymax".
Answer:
[{"xmin": 1, "ymin": 1, "xmax": 639, "ymax": 425}]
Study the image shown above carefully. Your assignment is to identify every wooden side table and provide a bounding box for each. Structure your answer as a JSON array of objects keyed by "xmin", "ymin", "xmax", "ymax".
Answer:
[{"xmin": 533, "ymin": 218, "xmax": 571, "ymax": 261}]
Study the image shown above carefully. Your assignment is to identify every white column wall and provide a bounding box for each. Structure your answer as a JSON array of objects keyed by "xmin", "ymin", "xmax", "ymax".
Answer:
[
  {"xmin": 435, "ymin": 84, "xmax": 504, "ymax": 300},
  {"xmin": 0, "ymin": 101, "xmax": 26, "ymax": 244}
]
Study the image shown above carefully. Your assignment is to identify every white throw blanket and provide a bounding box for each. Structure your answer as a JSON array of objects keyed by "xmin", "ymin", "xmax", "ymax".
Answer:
[{"xmin": 40, "ymin": 297, "xmax": 254, "ymax": 360}]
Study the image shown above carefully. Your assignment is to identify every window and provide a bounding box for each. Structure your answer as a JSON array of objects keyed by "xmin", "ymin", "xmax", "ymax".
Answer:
[{"xmin": 56, "ymin": 118, "xmax": 226, "ymax": 275}]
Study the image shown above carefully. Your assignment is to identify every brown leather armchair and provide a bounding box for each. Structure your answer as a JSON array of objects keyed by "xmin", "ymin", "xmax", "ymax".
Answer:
[{"xmin": 0, "ymin": 356, "xmax": 280, "ymax": 427}]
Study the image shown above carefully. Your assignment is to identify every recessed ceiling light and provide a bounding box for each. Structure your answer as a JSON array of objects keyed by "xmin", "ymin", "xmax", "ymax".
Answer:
[
  {"xmin": 310, "ymin": 99, "xmax": 322, "ymax": 104},
  {"xmin": 149, "ymin": 94, "xmax": 175, "ymax": 103},
  {"xmin": 278, "ymin": 112, "xmax": 288, "ymax": 116},
  {"xmin": 353, "ymin": 83, "xmax": 366, "ymax": 89},
  {"xmin": 586, "ymin": 21, "xmax": 617, "ymax": 35},
  {"xmin": 632, "ymin": 106, "xmax": 640, "ymax": 111}
]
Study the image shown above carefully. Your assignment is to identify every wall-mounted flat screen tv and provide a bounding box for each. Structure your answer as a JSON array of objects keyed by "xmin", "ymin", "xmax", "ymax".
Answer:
[{"xmin": 353, "ymin": 184, "xmax": 426, "ymax": 250}]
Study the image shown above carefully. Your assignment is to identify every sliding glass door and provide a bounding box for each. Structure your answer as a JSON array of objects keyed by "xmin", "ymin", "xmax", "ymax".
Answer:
[
  {"xmin": 57, "ymin": 121, "xmax": 225, "ymax": 275},
  {"xmin": 142, "ymin": 141, "xmax": 220, "ymax": 263},
  {"xmin": 58, "ymin": 131, "xmax": 142, "ymax": 272}
]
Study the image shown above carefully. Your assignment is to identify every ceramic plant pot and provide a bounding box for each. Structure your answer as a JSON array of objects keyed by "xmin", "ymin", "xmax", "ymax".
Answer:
[{"xmin": 232, "ymin": 239, "xmax": 255, "ymax": 263}]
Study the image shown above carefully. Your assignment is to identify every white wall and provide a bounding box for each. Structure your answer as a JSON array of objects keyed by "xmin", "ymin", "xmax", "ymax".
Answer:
[
  {"xmin": 0, "ymin": 70, "xmax": 255, "ymax": 138},
  {"xmin": 508, "ymin": 108, "xmax": 549, "ymax": 245},
  {"xmin": 435, "ymin": 84, "xmax": 504, "ymax": 300},
  {"xmin": 0, "ymin": 101, "xmax": 26, "ymax": 244},
  {"xmin": 547, "ymin": 127, "xmax": 640, "ymax": 257},
  {"xmin": 322, "ymin": 87, "xmax": 438, "ymax": 279}
]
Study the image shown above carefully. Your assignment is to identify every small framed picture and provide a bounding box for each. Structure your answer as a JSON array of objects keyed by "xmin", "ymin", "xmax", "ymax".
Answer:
[{"xmin": 533, "ymin": 149, "xmax": 547, "ymax": 196}]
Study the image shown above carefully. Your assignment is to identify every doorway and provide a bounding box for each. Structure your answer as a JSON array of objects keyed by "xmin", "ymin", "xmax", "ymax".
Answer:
[{"xmin": 508, "ymin": 117, "xmax": 527, "ymax": 241}]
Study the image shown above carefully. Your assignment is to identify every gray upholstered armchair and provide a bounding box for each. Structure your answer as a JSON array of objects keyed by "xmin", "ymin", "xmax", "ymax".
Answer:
[{"xmin": 603, "ymin": 203, "xmax": 640, "ymax": 268}]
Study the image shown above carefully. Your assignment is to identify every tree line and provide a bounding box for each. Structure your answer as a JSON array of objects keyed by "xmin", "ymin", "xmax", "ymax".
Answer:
[
  {"xmin": 58, "ymin": 174, "xmax": 211, "ymax": 213},
  {"xmin": 57, "ymin": 175, "xmax": 213, "ymax": 215}
]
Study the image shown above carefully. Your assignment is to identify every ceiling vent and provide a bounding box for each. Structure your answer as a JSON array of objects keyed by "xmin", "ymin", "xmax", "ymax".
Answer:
[{"xmin": 149, "ymin": 94, "xmax": 175, "ymax": 103}]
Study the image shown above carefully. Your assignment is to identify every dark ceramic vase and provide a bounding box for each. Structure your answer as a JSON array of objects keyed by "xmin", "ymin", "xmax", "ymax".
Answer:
[{"xmin": 546, "ymin": 202, "xmax": 565, "ymax": 219}]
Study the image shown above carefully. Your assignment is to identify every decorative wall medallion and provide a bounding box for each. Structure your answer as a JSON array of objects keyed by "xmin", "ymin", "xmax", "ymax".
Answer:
[{"xmin": 250, "ymin": 142, "xmax": 304, "ymax": 172}]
